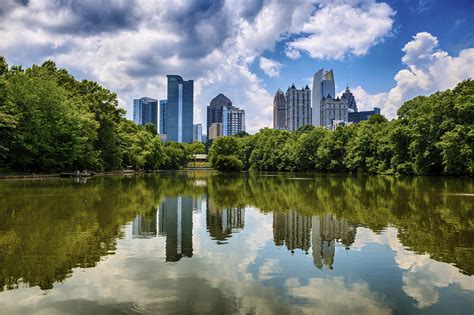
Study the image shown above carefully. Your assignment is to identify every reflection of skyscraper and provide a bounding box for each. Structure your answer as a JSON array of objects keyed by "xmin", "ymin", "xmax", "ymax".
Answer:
[
  {"xmin": 311, "ymin": 214, "xmax": 356, "ymax": 270},
  {"xmin": 158, "ymin": 196, "xmax": 193, "ymax": 262},
  {"xmin": 273, "ymin": 210, "xmax": 311, "ymax": 254},
  {"xmin": 206, "ymin": 199, "xmax": 245, "ymax": 244},
  {"xmin": 132, "ymin": 207, "xmax": 157, "ymax": 238}
]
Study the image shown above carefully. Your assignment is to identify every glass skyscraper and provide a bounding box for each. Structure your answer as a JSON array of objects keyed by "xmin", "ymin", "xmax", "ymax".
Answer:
[
  {"xmin": 133, "ymin": 97, "xmax": 158, "ymax": 128},
  {"xmin": 165, "ymin": 75, "xmax": 194, "ymax": 143},
  {"xmin": 207, "ymin": 93, "xmax": 245, "ymax": 138},
  {"xmin": 312, "ymin": 69, "xmax": 335, "ymax": 126}
]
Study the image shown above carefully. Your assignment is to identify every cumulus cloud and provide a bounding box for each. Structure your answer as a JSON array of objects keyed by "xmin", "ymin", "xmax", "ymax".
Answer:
[
  {"xmin": 259, "ymin": 57, "xmax": 283, "ymax": 78},
  {"xmin": 355, "ymin": 32, "xmax": 474, "ymax": 118},
  {"xmin": 286, "ymin": 1, "xmax": 394, "ymax": 60}
]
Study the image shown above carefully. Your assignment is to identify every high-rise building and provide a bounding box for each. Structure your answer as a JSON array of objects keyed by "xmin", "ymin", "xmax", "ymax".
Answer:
[
  {"xmin": 133, "ymin": 97, "xmax": 158, "ymax": 128},
  {"xmin": 193, "ymin": 124, "xmax": 202, "ymax": 142},
  {"xmin": 349, "ymin": 107, "xmax": 381, "ymax": 123},
  {"xmin": 165, "ymin": 75, "xmax": 194, "ymax": 143},
  {"xmin": 159, "ymin": 100, "xmax": 167, "ymax": 135},
  {"xmin": 342, "ymin": 86, "xmax": 358, "ymax": 112},
  {"xmin": 207, "ymin": 93, "xmax": 232, "ymax": 137},
  {"xmin": 209, "ymin": 122, "xmax": 223, "ymax": 140},
  {"xmin": 320, "ymin": 96, "xmax": 349, "ymax": 129},
  {"xmin": 207, "ymin": 93, "xmax": 245, "ymax": 137},
  {"xmin": 158, "ymin": 196, "xmax": 193, "ymax": 262},
  {"xmin": 312, "ymin": 69, "xmax": 335, "ymax": 126},
  {"xmin": 273, "ymin": 89, "xmax": 287, "ymax": 130},
  {"xmin": 225, "ymin": 106, "xmax": 246, "ymax": 136},
  {"xmin": 285, "ymin": 84, "xmax": 311, "ymax": 131}
]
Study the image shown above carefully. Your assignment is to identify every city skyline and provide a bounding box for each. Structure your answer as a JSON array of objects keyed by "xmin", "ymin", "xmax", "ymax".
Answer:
[{"xmin": 2, "ymin": 1, "xmax": 472, "ymax": 134}]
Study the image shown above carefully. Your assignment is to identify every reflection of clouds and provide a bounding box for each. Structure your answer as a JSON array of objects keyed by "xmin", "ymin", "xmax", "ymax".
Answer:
[
  {"xmin": 258, "ymin": 258, "xmax": 281, "ymax": 280},
  {"xmin": 286, "ymin": 277, "xmax": 391, "ymax": 315},
  {"xmin": 351, "ymin": 227, "xmax": 474, "ymax": 308}
]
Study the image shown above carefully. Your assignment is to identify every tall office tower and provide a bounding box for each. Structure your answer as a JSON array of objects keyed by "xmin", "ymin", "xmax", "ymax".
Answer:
[
  {"xmin": 166, "ymin": 75, "xmax": 194, "ymax": 143},
  {"xmin": 320, "ymin": 96, "xmax": 349, "ymax": 129},
  {"xmin": 273, "ymin": 210, "xmax": 312, "ymax": 254},
  {"xmin": 225, "ymin": 106, "xmax": 246, "ymax": 136},
  {"xmin": 273, "ymin": 89, "xmax": 287, "ymax": 130},
  {"xmin": 158, "ymin": 196, "xmax": 193, "ymax": 262},
  {"xmin": 133, "ymin": 97, "xmax": 158, "ymax": 128},
  {"xmin": 159, "ymin": 100, "xmax": 167, "ymax": 135},
  {"xmin": 312, "ymin": 69, "xmax": 335, "ymax": 126},
  {"xmin": 193, "ymin": 124, "xmax": 202, "ymax": 142},
  {"xmin": 207, "ymin": 93, "xmax": 232, "ymax": 137},
  {"xmin": 285, "ymin": 84, "xmax": 311, "ymax": 131},
  {"xmin": 341, "ymin": 86, "xmax": 357, "ymax": 112},
  {"xmin": 207, "ymin": 93, "xmax": 245, "ymax": 136},
  {"xmin": 311, "ymin": 214, "xmax": 356, "ymax": 270}
]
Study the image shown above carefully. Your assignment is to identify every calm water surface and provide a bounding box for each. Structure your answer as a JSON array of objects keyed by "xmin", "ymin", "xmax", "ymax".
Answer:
[{"xmin": 0, "ymin": 171, "xmax": 473, "ymax": 314}]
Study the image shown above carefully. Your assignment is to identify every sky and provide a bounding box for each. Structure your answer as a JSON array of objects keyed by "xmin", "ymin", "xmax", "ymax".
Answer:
[{"xmin": 0, "ymin": 0, "xmax": 473, "ymax": 133}]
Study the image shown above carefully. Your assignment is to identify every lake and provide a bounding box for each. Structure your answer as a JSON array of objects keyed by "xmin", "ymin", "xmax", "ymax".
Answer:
[{"xmin": 0, "ymin": 171, "xmax": 472, "ymax": 314}]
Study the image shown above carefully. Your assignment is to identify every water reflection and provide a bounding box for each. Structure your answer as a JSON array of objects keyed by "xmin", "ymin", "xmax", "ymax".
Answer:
[
  {"xmin": 159, "ymin": 197, "xmax": 193, "ymax": 262},
  {"xmin": 0, "ymin": 173, "xmax": 472, "ymax": 314}
]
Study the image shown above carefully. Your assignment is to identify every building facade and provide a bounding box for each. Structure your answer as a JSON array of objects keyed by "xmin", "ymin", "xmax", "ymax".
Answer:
[
  {"xmin": 225, "ymin": 107, "xmax": 245, "ymax": 136},
  {"xmin": 207, "ymin": 93, "xmax": 232, "ymax": 137},
  {"xmin": 273, "ymin": 89, "xmax": 287, "ymax": 130},
  {"xmin": 133, "ymin": 97, "xmax": 158, "ymax": 128},
  {"xmin": 285, "ymin": 84, "xmax": 311, "ymax": 131},
  {"xmin": 165, "ymin": 75, "xmax": 194, "ymax": 143},
  {"xmin": 312, "ymin": 69, "xmax": 335, "ymax": 126},
  {"xmin": 193, "ymin": 124, "xmax": 202, "ymax": 142},
  {"xmin": 320, "ymin": 96, "xmax": 349, "ymax": 129},
  {"xmin": 159, "ymin": 99, "xmax": 167, "ymax": 135},
  {"xmin": 209, "ymin": 122, "xmax": 223, "ymax": 140},
  {"xmin": 348, "ymin": 107, "xmax": 381, "ymax": 123}
]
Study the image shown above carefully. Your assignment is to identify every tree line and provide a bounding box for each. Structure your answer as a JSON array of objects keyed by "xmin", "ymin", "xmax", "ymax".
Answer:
[
  {"xmin": 209, "ymin": 79, "xmax": 473, "ymax": 176},
  {"xmin": 0, "ymin": 58, "xmax": 204, "ymax": 173}
]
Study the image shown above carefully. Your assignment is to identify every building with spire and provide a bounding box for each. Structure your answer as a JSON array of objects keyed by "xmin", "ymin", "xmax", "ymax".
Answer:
[
  {"xmin": 312, "ymin": 69, "xmax": 335, "ymax": 126},
  {"xmin": 273, "ymin": 89, "xmax": 287, "ymax": 130},
  {"xmin": 285, "ymin": 84, "xmax": 311, "ymax": 131}
]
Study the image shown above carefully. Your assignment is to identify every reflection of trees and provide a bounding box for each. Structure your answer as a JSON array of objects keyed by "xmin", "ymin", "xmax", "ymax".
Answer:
[{"xmin": 205, "ymin": 173, "xmax": 473, "ymax": 275}]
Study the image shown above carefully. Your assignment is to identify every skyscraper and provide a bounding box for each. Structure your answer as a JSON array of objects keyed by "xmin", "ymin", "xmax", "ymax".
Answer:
[
  {"xmin": 159, "ymin": 99, "xmax": 167, "ymax": 135},
  {"xmin": 133, "ymin": 97, "xmax": 158, "ymax": 128},
  {"xmin": 193, "ymin": 124, "xmax": 202, "ymax": 142},
  {"xmin": 207, "ymin": 93, "xmax": 232, "ymax": 137},
  {"xmin": 207, "ymin": 93, "xmax": 245, "ymax": 137},
  {"xmin": 342, "ymin": 86, "xmax": 358, "ymax": 112},
  {"xmin": 285, "ymin": 84, "xmax": 311, "ymax": 131},
  {"xmin": 165, "ymin": 75, "xmax": 194, "ymax": 143},
  {"xmin": 273, "ymin": 89, "xmax": 287, "ymax": 130},
  {"xmin": 312, "ymin": 69, "xmax": 335, "ymax": 126},
  {"xmin": 320, "ymin": 96, "xmax": 349, "ymax": 128}
]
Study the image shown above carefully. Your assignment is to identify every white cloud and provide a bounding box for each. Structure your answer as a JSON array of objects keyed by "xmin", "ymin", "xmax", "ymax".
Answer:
[
  {"xmin": 286, "ymin": 1, "xmax": 394, "ymax": 60},
  {"xmin": 355, "ymin": 32, "xmax": 474, "ymax": 118},
  {"xmin": 259, "ymin": 57, "xmax": 283, "ymax": 78}
]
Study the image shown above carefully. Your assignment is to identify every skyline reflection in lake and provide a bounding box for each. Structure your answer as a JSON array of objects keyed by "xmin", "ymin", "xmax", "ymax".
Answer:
[{"xmin": 0, "ymin": 171, "xmax": 472, "ymax": 314}]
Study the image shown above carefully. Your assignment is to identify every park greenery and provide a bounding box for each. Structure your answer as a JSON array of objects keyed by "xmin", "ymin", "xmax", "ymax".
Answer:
[
  {"xmin": 210, "ymin": 79, "xmax": 473, "ymax": 176},
  {"xmin": 0, "ymin": 57, "xmax": 472, "ymax": 175},
  {"xmin": 0, "ymin": 58, "xmax": 204, "ymax": 173}
]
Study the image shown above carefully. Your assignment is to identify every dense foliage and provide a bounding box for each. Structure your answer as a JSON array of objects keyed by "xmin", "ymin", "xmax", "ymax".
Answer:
[
  {"xmin": 209, "ymin": 80, "xmax": 473, "ymax": 176},
  {"xmin": 0, "ymin": 58, "xmax": 201, "ymax": 172}
]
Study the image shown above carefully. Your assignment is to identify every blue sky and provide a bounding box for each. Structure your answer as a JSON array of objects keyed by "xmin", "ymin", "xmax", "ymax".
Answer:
[{"xmin": 0, "ymin": 0, "xmax": 473, "ymax": 133}]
